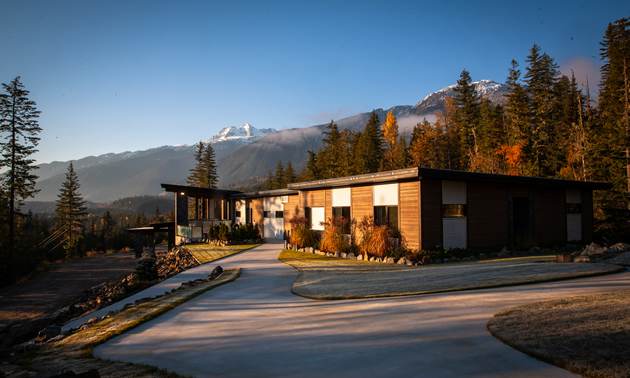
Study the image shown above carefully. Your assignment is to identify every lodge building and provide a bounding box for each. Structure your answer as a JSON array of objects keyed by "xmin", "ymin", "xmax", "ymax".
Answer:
[{"xmin": 160, "ymin": 167, "xmax": 611, "ymax": 250}]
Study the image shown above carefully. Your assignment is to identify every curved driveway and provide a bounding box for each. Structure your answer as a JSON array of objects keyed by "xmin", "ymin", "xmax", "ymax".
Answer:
[{"xmin": 93, "ymin": 240, "xmax": 630, "ymax": 377}]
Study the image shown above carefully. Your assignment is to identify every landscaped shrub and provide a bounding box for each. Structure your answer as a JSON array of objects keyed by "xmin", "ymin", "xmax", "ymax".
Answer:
[
  {"xmin": 357, "ymin": 215, "xmax": 392, "ymax": 259},
  {"xmin": 218, "ymin": 223, "xmax": 229, "ymax": 241},
  {"xmin": 288, "ymin": 215, "xmax": 316, "ymax": 248},
  {"xmin": 319, "ymin": 216, "xmax": 350, "ymax": 253}
]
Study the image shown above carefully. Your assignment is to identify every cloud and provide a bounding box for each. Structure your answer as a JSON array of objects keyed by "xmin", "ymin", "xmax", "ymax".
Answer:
[
  {"xmin": 302, "ymin": 105, "xmax": 359, "ymax": 125},
  {"xmin": 397, "ymin": 114, "xmax": 436, "ymax": 135},
  {"xmin": 559, "ymin": 56, "xmax": 601, "ymax": 100}
]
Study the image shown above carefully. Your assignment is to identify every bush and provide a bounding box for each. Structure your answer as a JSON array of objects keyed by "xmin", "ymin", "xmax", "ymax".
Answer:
[
  {"xmin": 134, "ymin": 250, "xmax": 158, "ymax": 281},
  {"xmin": 357, "ymin": 215, "xmax": 392, "ymax": 259},
  {"xmin": 288, "ymin": 215, "xmax": 317, "ymax": 248},
  {"xmin": 319, "ymin": 216, "xmax": 350, "ymax": 253}
]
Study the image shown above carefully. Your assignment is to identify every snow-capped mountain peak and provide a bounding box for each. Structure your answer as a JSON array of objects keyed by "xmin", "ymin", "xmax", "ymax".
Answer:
[{"xmin": 205, "ymin": 123, "xmax": 277, "ymax": 143}]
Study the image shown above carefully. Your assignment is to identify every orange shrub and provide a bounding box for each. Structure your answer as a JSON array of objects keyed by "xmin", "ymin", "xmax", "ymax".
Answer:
[
  {"xmin": 288, "ymin": 215, "xmax": 316, "ymax": 248},
  {"xmin": 319, "ymin": 216, "xmax": 350, "ymax": 253},
  {"xmin": 357, "ymin": 215, "xmax": 392, "ymax": 259}
]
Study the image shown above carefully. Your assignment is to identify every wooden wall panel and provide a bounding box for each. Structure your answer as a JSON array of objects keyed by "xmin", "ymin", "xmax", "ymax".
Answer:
[
  {"xmin": 351, "ymin": 186, "xmax": 373, "ymax": 223},
  {"xmin": 300, "ymin": 190, "xmax": 325, "ymax": 207},
  {"xmin": 534, "ymin": 187, "xmax": 566, "ymax": 243},
  {"xmin": 581, "ymin": 189, "xmax": 594, "ymax": 243},
  {"xmin": 325, "ymin": 189, "xmax": 332, "ymax": 222},
  {"xmin": 400, "ymin": 181, "xmax": 420, "ymax": 250},
  {"xmin": 421, "ymin": 178, "xmax": 442, "ymax": 250},
  {"xmin": 467, "ymin": 182, "xmax": 509, "ymax": 247},
  {"xmin": 251, "ymin": 199, "xmax": 264, "ymax": 233},
  {"xmin": 512, "ymin": 185, "xmax": 529, "ymax": 198},
  {"xmin": 283, "ymin": 195, "xmax": 301, "ymax": 235}
]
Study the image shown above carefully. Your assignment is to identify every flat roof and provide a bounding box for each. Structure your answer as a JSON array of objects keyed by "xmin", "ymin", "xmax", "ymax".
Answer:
[
  {"xmin": 232, "ymin": 188, "xmax": 299, "ymax": 199},
  {"xmin": 286, "ymin": 167, "xmax": 611, "ymax": 190},
  {"xmin": 161, "ymin": 183, "xmax": 243, "ymax": 198}
]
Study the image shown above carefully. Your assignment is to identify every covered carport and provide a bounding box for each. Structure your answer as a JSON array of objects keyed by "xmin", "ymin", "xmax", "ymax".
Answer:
[{"xmin": 126, "ymin": 222, "xmax": 175, "ymax": 258}]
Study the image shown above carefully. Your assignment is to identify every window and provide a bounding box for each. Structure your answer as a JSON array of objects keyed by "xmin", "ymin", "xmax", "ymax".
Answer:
[
  {"xmin": 442, "ymin": 204, "xmax": 466, "ymax": 218},
  {"xmin": 235, "ymin": 210, "xmax": 241, "ymax": 218},
  {"xmin": 374, "ymin": 206, "xmax": 398, "ymax": 231},
  {"xmin": 263, "ymin": 211, "xmax": 270, "ymax": 218},
  {"xmin": 305, "ymin": 207, "xmax": 325, "ymax": 230},
  {"xmin": 275, "ymin": 211, "xmax": 284, "ymax": 218},
  {"xmin": 332, "ymin": 206, "xmax": 351, "ymax": 233}
]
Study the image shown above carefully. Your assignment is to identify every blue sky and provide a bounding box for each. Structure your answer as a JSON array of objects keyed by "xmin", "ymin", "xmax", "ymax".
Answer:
[{"xmin": 2, "ymin": 0, "xmax": 627, "ymax": 165}]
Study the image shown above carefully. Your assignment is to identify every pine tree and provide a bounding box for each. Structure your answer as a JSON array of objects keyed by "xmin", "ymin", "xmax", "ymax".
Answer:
[
  {"xmin": 54, "ymin": 162, "xmax": 88, "ymax": 258},
  {"xmin": 187, "ymin": 141, "xmax": 204, "ymax": 187},
  {"xmin": 304, "ymin": 150, "xmax": 320, "ymax": 181},
  {"xmin": 320, "ymin": 120, "xmax": 342, "ymax": 178},
  {"xmin": 0, "ymin": 77, "xmax": 41, "ymax": 282},
  {"xmin": 263, "ymin": 170, "xmax": 274, "ymax": 190},
  {"xmin": 100, "ymin": 210, "xmax": 116, "ymax": 251},
  {"xmin": 201, "ymin": 143, "xmax": 218, "ymax": 188},
  {"xmin": 355, "ymin": 110, "xmax": 383, "ymax": 174},
  {"xmin": 453, "ymin": 69, "xmax": 481, "ymax": 171},
  {"xmin": 284, "ymin": 160, "xmax": 297, "ymax": 187},
  {"xmin": 274, "ymin": 160, "xmax": 285, "ymax": 189}
]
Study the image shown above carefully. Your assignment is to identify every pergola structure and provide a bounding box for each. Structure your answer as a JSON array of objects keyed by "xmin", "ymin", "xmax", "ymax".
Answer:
[{"xmin": 126, "ymin": 222, "xmax": 175, "ymax": 258}]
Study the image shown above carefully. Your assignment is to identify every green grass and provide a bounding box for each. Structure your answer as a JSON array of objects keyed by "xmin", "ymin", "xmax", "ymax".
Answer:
[
  {"xmin": 186, "ymin": 243, "xmax": 260, "ymax": 264},
  {"xmin": 20, "ymin": 268, "xmax": 241, "ymax": 378},
  {"xmin": 278, "ymin": 249, "xmax": 626, "ymax": 300}
]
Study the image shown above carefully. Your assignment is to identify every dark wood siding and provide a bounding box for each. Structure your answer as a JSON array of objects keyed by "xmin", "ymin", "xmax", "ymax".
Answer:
[
  {"xmin": 512, "ymin": 185, "xmax": 529, "ymax": 198},
  {"xmin": 467, "ymin": 182, "xmax": 509, "ymax": 247},
  {"xmin": 582, "ymin": 189, "xmax": 594, "ymax": 243},
  {"xmin": 421, "ymin": 178, "xmax": 442, "ymax": 250},
  {"xmin": 400, "ymin": 181, "xmax": 420, "ymax": 250},
  {"xmin": 534, "ymin": 187, "xmax": 566, "ymax": 243}
]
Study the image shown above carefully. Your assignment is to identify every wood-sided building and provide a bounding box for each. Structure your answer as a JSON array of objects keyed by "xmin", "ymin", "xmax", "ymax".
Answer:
[{"xmin": 162, "ymin": 167, "xmax": 610, "ymax": 249}]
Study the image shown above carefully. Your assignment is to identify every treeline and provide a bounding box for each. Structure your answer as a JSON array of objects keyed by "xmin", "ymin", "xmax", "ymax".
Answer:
[{"xmin": 270, "ymin": 17, "xmax": 630, "ymax": 242}]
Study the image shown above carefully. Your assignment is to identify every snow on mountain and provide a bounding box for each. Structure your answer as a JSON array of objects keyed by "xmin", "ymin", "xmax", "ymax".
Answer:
[
  {"xmin": 205, "ymin": 123, "xmax": 277, "ymax": 144},
  {"xmin": 415, "ymin": 80, "xmax": 507, "ymax": 109}
]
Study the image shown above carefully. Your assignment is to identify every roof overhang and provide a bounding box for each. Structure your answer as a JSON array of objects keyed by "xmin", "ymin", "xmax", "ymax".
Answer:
[
  {"xmin": 232, "ymin": 188, "xmax": 299, "ymax": 199},
  {"xmin": 161, "ymin": 183, "xmax": 243, "ymax": 199},
  {"xmin": 287, "ymin": 167, "xmax": 419, "ymax": 190}
]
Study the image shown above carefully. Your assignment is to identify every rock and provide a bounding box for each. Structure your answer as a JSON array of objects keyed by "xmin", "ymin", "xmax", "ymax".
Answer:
[
  {"xmin": 36, "ymin": 325, "xmax": 61, "ymax": 342},
  {"xmin": 478, "ymin": 253, "xmax": 487, "ymax": 260},
  {"xmin": 346, "ymin": 253, "xmax": 356, "ymax": 259},
  {"xmin": 386, "ymin": 257, "xmax": 395, "ymax": 264},
  {"xmin": 462, "ymin": 257, "xmax": 470, "ymax": 261},
  {"xmin": 434, "ymin": 258, "xmax": 442, "ymax": 263},
  {"xmin": 397, "ymin": 257, "xmax": 408, "ymax": 265},
  {"xmin": 574, "ymin": 256, "xmax": 592, "ymax": 263},
  {"xmin": 23, "ymin": 342, "xmax": 42, "ymax": 353},
  {"xmin": 610, "ymin": 242, "xmax": 630, "ymax": 252},
  {"xmin": 572, "ymin": 251, "xmax": 582, "ymax": 257},
  {"xmin": 357, "ymin": 254, "xmax": 364, "ymax": 261},
  {"xmin": 308, "ymin": 247, "xmax": 314, "ymax": 253},
  {"xmin": 527, "ymin": 246, "xmax": 541, "ymax": 255},
  {"xmin": 406, "ymin": 260, "xmax": 413, "ymax": 265},
  {"xmin": 334, "ymin": 252, "xmax": 341, "ymax": 258},
  {"xmin": 421, "ymin": 256, "xmax": 432, "ymax": 265},
  {"xmin": 556, "ymin": 254, "xmax": 575, "ymax": 263},
  {"xmin": 0, "ymin": 364, "xmax": 23, "ymax": 377},
  {"xmin": 76, "ymin": 369, "xmax": 101, "ymax": 378},
  {"xmin": 581, "ymin": 242, "xmax": 605, "ymax": 256},
  {"xmin": 340, "ymin": 252, "xmax": 347, "ymax": 258},
  {"xmin": 498, "ymin": 247, "xmax": 510, "ymax": 258},
  {"xmin": 469, "ymin": 256, "xmax": 477, "ymax": 261}
]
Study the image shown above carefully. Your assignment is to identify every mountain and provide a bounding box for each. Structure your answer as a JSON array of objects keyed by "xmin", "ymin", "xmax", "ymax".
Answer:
[
  {"xmin": 29, "ymin": 81, "xmax": 507, "ymax": 203},
  {"xmin": 31, "ymin": 124, "xmax": 276, "ymax": 203}
]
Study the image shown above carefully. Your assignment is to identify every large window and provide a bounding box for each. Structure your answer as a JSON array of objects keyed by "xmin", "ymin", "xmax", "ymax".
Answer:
[
  {"xmin": 374, "ymin": 206, "xmax": 398, "ymax": 231},
  {"xmin": 332, "ymin": 206, "xmax": 351, "ymax": 233},
  {"xmin": 305, "ymin": 207, "xmax": 325, "ymax": 230}
]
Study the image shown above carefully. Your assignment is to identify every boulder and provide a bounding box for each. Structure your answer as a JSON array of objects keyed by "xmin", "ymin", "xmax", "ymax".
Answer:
[
  {"xmin": 397, "ymin": 257, "xmax": 408, "ymax": 265},
  {"xmin": 434, "ymin": 258, "xmax": 442, "ymax": 263},
  {"xmin": 498, "ymin": 247, "xmax": 510, "ymax": 258},
  {"xmin": 574, "ymin": 256, "xmax": 592, "ymax": 263},
  {"xmin": 581, "ymin": 242, "xmax": 605, "ymax": 256},
  {"xmin": 421, "ymin": 256, "xmax": 432, "ymax": 265},
  {"xmin": 357, "ymin": 254, "xmax": 364, "ymax": 261},
  {"xmin": 556, "ymin": 254, "xmax": 574, "ymax": 263},
  {"xmin": 469, "ymin": 256, "xmax": 477, "ymax": 261},
  {"xmin": 386, "ymin": 257, "xmax": 396, "ymax": 264},
  {"xmin": 334, "ymin": 252, "xmax": 341, "ymax": 258},
  {"xmin": 36, "ymin": 325, "xmax": 61, "ymax": 342},
  {"xmin": 406, "ymin": 260, "xmax": 414, "ymax": 266},
  {"xmin": 340, "ymin": 252, "xmax": 347, "ymax": 258},
  {"xmin": 610, "ymin": 242, "xmax": 630, "ymax": 252},
  {"xmin": 527, "ymin": 246, "xmax": 541, "ymax": 255},
  {"xmin": 478, "ymin": 253, "xmax": 488, "ymax": 260},
  {"xmin": 346, "ymin": 253, "xmax": 356, "ymax": 259}
]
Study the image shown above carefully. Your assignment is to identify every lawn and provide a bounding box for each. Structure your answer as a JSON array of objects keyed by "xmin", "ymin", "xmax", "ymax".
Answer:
[
  {"xmin": 21, "ymin": 268, "xmax": 241, "ymax": 378},
  {"xmin": 186, "ymin": 243, "xmax": 260, "ymax": 264},
  {"xmin": 488, "ymin": 289, "xmax": 630, "ymax": 378},
  {"xmin": 278, "ymin": 250, "xmax": 626, "ymax": 299}
]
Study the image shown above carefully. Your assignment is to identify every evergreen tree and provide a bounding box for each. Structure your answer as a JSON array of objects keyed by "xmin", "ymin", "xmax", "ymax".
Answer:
[
  {"xmin": 274, "ymin": 160, "xmax": 285, "ymax": 189},
  {"xmin": 0, "ymin": 77, "xmax": 41, "ymax": 283},
  {"xmin": 133, "ymin": 212, "xmax": 147, "ymax": 228},
  {"xmin": 453, "ymin": 69, "xmax": 481, "ymax": 171},
  {"xmin": 187, "ymin": 141, "xmax": 204, "ymax": 187},
  {"xmin": 355, "ymin": 110, "xmax": 383, "ymax": 174},
  {"xmin": 101, "ymin": 210, "xmax": 116, "ymax": 251},
  {"xmin": 284, "ymin": 160, "xmax": 297, "ymax": 187},
  {"xmin": 263, "ymin": 170, "xmax": 274, "ymax": 190},
  {"xmin": 304, "ymin": 150, "xmax": 320, "ymax": 181},
  {"xmin": 201, "ymin": 143, "xmax": 218, "ymax": 188},
  {"xmin": 320, "ymin": 120, "xmax": 343, "ymax": 178},
  {"xmin": 54, "ymin": 162, "xmax": 88, "ymax": 259},
  {"xmin": 152, "ymin": 206, "xmax": 165, "ymax": 223}
]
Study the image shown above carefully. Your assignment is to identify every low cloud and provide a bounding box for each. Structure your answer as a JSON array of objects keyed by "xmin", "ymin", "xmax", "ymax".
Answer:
[
  {"xmin": 559, "ymin": 56, "xmax": 601, "ymax": 101},
  {"xmin": 398, "ymin": 114, "xmax": 436, "ymax": 135},
  {"xmin": 302, "ymin": 105, "xmax": 358, "ymax": 125}
]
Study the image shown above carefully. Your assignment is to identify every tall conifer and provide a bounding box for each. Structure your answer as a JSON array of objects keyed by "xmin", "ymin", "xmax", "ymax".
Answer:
[{"xmin": 54, "ymin": 162, "xmax": 87, "ymax": 258}]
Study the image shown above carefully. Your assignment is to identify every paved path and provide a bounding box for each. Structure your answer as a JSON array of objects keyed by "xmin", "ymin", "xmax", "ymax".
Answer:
[{"xmin": 93, "ymin": 240, "xmax": 630, "ymax": 377}]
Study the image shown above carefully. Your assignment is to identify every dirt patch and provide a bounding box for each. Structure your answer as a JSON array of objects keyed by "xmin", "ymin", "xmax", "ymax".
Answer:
[
  {"xmin": 0, "ymin": 253, "xmax": 137, "ymax": 346},
  {"xmin": 487, "ymin": 290, "xmax": 630, "ymax": 378}
]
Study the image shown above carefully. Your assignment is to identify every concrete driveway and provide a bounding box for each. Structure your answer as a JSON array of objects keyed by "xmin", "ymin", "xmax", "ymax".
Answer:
[{"xmin": 93, "ymin": 240, "xmax": 630, "ymax": 377}]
